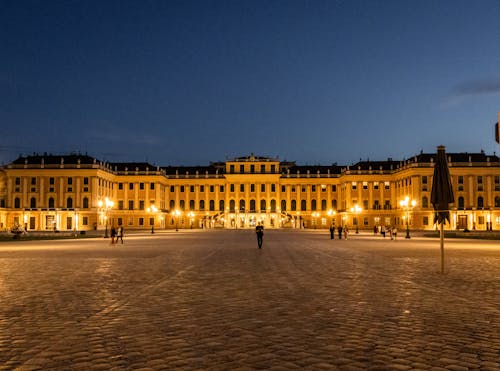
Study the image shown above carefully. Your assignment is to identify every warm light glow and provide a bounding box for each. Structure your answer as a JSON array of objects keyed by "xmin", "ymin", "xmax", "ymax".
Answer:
[{"xmin": 350, "ymin": 205, "xmax": 362, "ymax": 213}]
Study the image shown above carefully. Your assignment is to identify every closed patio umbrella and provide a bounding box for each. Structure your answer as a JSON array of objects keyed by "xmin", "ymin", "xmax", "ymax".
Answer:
[{"xmin": 430, "ymin": 145, "xmax": 455, "ymax": 273}]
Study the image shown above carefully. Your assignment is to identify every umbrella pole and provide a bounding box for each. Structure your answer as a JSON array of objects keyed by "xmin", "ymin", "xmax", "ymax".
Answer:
[{"xmin": 440, "ymin": 222, "xmax": 444, "ymax": 274}]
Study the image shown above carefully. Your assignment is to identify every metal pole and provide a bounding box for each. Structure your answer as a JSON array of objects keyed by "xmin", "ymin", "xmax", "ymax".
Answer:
[
  {"xmin": 405, "ymin": 209, "xmax": 410, "ymax": 239},
  {"xmin": 440, "ymin": 222, "xmax": 444, "ymax": 274}
]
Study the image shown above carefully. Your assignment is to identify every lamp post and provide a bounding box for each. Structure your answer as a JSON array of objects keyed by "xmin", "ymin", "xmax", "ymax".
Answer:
[
  {"xmin": 174, "ymin": 209, "xmax": 181, "ymax": 231},
  {"xmin": 98, "ymin": 197, "xmax": 114, "ymax": 238},
  {"xmin": 400, "ymin": 196, "xmax": 416, "ymax": 239},
  {"xmin": 147, "ymin": 205, "xmax": 158, "ymax": 233},
  {"xmin": 350, "ymin": 205, "xmax": 362, "ymax": 233},
  {"xmin": 188, "ymin": 211, "xmax": 195, "ymax": 229}
]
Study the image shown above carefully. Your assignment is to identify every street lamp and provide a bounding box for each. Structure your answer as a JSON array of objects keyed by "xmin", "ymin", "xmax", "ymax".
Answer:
[
  {"xmin": 97, "ymin": 197, "xmax": 114, "ymax": 238},
  {"xmin": 400, "ymin": 196, "xmax": 416, "ymax": 239},
  {"xmin": 350, "ymin": 205, "xmax": 362, "ymax": 233},
  {"xmin": 188, "ymin": 211, "xmax": 195, "ymax": 229},
  {"xmin": 147, "ymin": 204, "xmax": 158, "ymax": 233},
  {"xmin": 173, "ymin": 209, "xmax": 181, "ymax": 231}
]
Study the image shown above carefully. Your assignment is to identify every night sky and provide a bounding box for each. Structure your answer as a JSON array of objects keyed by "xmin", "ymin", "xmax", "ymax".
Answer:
[{"xmin": 2, "ymin": 0, "xmax": 500, "ymax": 166}]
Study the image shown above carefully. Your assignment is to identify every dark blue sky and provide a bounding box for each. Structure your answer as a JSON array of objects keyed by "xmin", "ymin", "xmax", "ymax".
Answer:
[{"xmin": 2, "ymin": 0, "xmax": 500, "ymax": 166}]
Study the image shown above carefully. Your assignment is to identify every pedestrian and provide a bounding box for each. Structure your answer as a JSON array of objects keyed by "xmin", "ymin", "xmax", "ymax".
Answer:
[
  {"xmin": 381, "ymin": 225, "xmax": 386, "ymax": 238},
  {"xmin": 117, "ymin": 225, "xmax": 124, "ymax": 244},
  {"xmin": 373, "ymin": 225, "xmax": 378, "ymax": 235},
  {"xmin": 337, "ymin": 225, "xmax": 343, "ymax": 240},
  {"xmin": 392, "ymin": 226, "xmax": 397, "ymax": 240},
  {"xmin": 343, "ymin": 225, "xmax": 349, "ymax": 239},
  {"xmin": 329, "ymin": 223, "xmax": 335, "ymax": 239},
  {"xmin": 389, "ymin": 227, "xmax": 393, "ymax": 240},
  {"xmin": 110, "ymin": 225, "xmax": 117, "ymax": 244},
  {"xmin": 255, "ymin": 223, "xmax": 264, "ymax": 249}
]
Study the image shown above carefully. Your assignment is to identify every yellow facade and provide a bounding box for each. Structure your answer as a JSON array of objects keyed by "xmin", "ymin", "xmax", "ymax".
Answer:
[{"xmin": 1, "ymin": 152, "xmax": 499, "ymax": 232}]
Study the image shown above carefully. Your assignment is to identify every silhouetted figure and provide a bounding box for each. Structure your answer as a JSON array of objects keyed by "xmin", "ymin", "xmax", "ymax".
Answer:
[
  {"xmin": 117, "ymin": 226, "xmax": 124, "ymax": 244},
  {"xmin": 110, "ymin": 226, "xmax": 117, "ymax": 244},
  {"xmin": 256, "ymin": 223, "xmax": 264, "ymax": 249},
  {"xmin": 337, "ymin": 226, "xmax": 343, "ymax": 240},
  {"xmin": 329, "ymin": 223, "xmax": 335, "ymax": 239}
]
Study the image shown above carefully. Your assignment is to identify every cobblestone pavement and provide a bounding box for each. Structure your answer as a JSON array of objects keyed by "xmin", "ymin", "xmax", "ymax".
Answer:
[{"xmin": 0, "ymin": 230, "xmax": 498, "ymax": 370}]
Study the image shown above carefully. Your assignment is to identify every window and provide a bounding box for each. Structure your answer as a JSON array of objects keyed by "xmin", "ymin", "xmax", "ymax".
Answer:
[
  {"xmin": 180, "ymin": 200, "xmax": 185, "ymax": 210},
  {"xmin": 495, "ymin": 176, "xmax": 500, "ymax": 191},
  {"xmin": 83, "ymin": 197, "xmax": 89, "ymax": 209},
  {"xmin": 260, "ymin": 199, "xmax": 266, "ymax": 211},
  {"xmin": 363, "ymin": 182, "xmax": 368, "ymax": 190},
  {"xmin": 170, "ymin": 186, "xmax": 175, "ymax": 193},
  {"xmin": 373, "ymin": 182, "xmax": 379, "ymax": 190},
  {"xmin": 169, "ymin": 200, "xmax": 175, "ymax": 210},
  {"xmin": 230, "ymin": 184, "xmax": 235, "ymax": 192},
  {"xmin": 478, "ymin": 216, "xmax": 484, "ymax": 225},
  {"xmin": 210, "ymin": 185, "xmax": 214, "ymax": 193},
  {"xmin": 31, "ymin": 177, "xmax": 37, "ymax": 185},
  {"xmin": 220, "ymin": 185, "xmax": 224, "ymax": 192},
  {"xmin": 180, "ymin": 186, "xmax": 185, "ymax": 192},
  {"xmin": 139, "ymin": 218, "xmax": 144, "ymax": 226},
  {"xmin": 373, "ymin": 200, "xmax": 380, "ymax": 210},
  {"xmin": 321, "ymin": 199, "xmax": 327, "ymax": 211},
  {"xmin": 331, "ymin": 185, "xmax": 337, "ymax": 192},
  {"xmin": 229, "ymin": 200, "xmax": 236, "ymax": 212},
  {"xmin": 239, "ymin": 200, "xmax": 245, "ymax": 211},
  {"xmin": 30, "ymin": 197, "xmax": 37, "ymax": 208},
  {"xmin": 270, "ymin": 199, "xmax": 276, "ymax": 212},
  {"xmin": 240, "ymin": 184, "xmax": 244, "ymax": 192},
  {"xmin": 189, "ymin": 200, "xmax": 195, "ymax": 210},
  {"xmin": 49, "ymin": 177, "xmax": 54, "ymax": 185},
  {"xmin": 495, "ymin": 197, "xmax": 500, "ymax": 208},
  {"xmin": 261, "ymin": 184, "xmax": 265, "ymax": 192},
  {"xmin": 140, "ymin": 183, "xmax": 144, "ymax": 190},
  {"xmin": 200, "ymin": 200, "xmax": 205, "ymax": 210},
  {"xmin": 15, "ymin": 177, "xmax": 21, "ymax": 186},
  {"xmin": 384, "ymin": 200, "xmax": 391, "ymax": 210},
  {"xmin": 150, "ymin": 183, "xmax": 155, "ymax": 190},
  {"xmin": 291, "ymin": 200, "xmax": 297, "ymax": 211},
  {"xmin": 301, "ymin": 200, "xmax": 307, "ymax": 211},
  {"xmin": 312, "ymin": 185, "xmax": 316, "ymax": 192},
  {"xmin": 384, "ymin": 182, "xmax": 390, "ymax": 189},
  {"xmin": 422, "ymin": 197, "xmax": 428, "ymax": 208},
  {"xmin": 83, "ymin": 177, "xmax": 89, "ymax": 185},
  {"xmin": 66, "ymin": 197, "xmax": 73, "ymax": 209},
  {"xmin": 281, "ymin": 200, "xmax": 287, "ymax": 211},
  {"xmin": 332, "ymin": 199, "xmax": 337, "ymax": 209},
  {"xmin": 458, "ymin": 196, "xmax": 464, "ymax": 209},
  {"xmin": 209, "ymin": 200, "xmax": 215, "ymax": 211},
  {"xmin": 219, "ymin": 200, "xmax": 224, "ymax": 211},
  {"xmin": 477, "ymin": 196, "xmax": 484, "ymax": 208},
  {"xmin": 200, "ymin": 185, "xmax": 204, "ymax": 192},
  {"xmin": 271, "ymin": 165, "xmax": 275, "ymax": 173},
  {"xmin": 118, "ymin": 200, "xmax": 124, "ymax": 210},
  {"xmin": 251, "ymin": 184, "xmax": 255, "ymax": 192},
  {"xmin": 14, "ymin": 197, "xmax": 20, "ymax": 208},
  {"xmin": 363, "ymin": 200, "xmax": 369, "ymax": 209},
  {"xmin": 261, "ymin": 165, "xmax": 265, "ymax": 173},
  {"xmin": 271, "ymin": 184, "xmax": 276, "ymax": 192},
  {"xmin": 281, "ymin": 185, "xmax": 286, "ymax": 193},
  {"xmin": 250, "ymin": 199, "xmax": 256, "ymax": 211},
  {"xmin": 292, "ymin": 186, "xmax": 296, "ymax": 193},
  {"xmin": 240, "ymin": 164, "xmax": 244, "ymax": 173},
  {"xmin": 423, "ymin": 216, "xmax": 429, "ymax": 225},
  {"xmin": 311, "ymin": 199, "xmax": 317, "ymax": 211},
  {"xmin": 149, "ymin": 217, "xmax": 154, "ymax": 226},
  {"xmin": 139, "ymin": 200, "xmax": 145, "ymax": 210},
  {"xmin": 83, "ymin": 217, "xmax": 88, "ymax": 226},
  {"xmin": 477, "ymin": 176, "xmax": 483, "ymax": 191},
  {"xmin": 118, "ymin": 183, "xmax": 123, "ymax": 190},
  {"xmin": 230, "ymin": 165, "xmax": 235, "ymax": 173},
  {"xmin": 129, "ymin": 183, "xmax": 134, "ymax": 190},
  {"xmin": 190, "ymin": 185, "xmax": 194, "ymax": 193},
  {"xmin": 352, "ymin": 182, "xmax": 357, "ymax": 190},
  {"xmin": 250, "ymin": 165, "xmax": 255, "ymax": 173},
  {"xmin": 48, "ymin": 197, "xmax": 55, "ymax": 209},
  {"xmin": 129, "ymin": 200, "xmax": 134, "ymax": 210},
  {"xmin": 422, "ymin": 176, "xmax": 428, "ymax": 184}
]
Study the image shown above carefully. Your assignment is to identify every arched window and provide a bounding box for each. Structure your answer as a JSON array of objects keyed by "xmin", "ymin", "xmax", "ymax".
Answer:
[
  {"xmin": 311, "ymin": 199, "xmax": 317, "ymax": 211},
  {"xmin": 169, "ymin": 200, "xmax": 175, "ymax": 210},
  {"xmin": 239, "ymin": 199, "xmax": 245, "ymax": 211},
  {"xmin": 48, "ymin": 197, "xmax": 55, "ymax": 209},
  {"xmin": 422, "ymin": 196, "xmax": 428, "ymax": 208},
  {"xmin": 83, "ymin": 197, "xmax": 89, "ymax": 209},
  {"xmin": 281, "ymin": 200, "xmax": 286, "ymax": 211},
  {"xmin": 321, "ymin": 199, "xmax": 327, "ymax": 211},
  {"xmin": 291, "ymin": 200, "xmax": 297, "ymax": 211},
  {"xmin": 260, "ymin": 199, "xmax": 266, "ymax": 212},
  {"xmin": 250, "ymin": 199, "xmax": 256, "ymax": 212},
  {"xmin": 332, "ymin": 199, "xmax": 337, "ymax": 209},
  {"xmin": 209, "ymin": 200, "xmax": 215, "ymax": 211},
  {"xmin": 66, "ymin": 197, "xmax": 73, "ymax": 209},
  {"xmin": 301, "ymin": 200, "xmax": 307, "ymax": 211},
  {"xmin": 180, "ymin": 200, "xmax": 185, "ymax": 210},
  {"xmin": 199, "ymin": 200, "xmax": 205, "ymax": 210},
  {"xmin": 219, "ymin": 200, "xmax": 224, "ymax": 211},
  {"xmin": 458, "ymin": 197, "xmax": 464, "ymax": 209},
  {"xmin": 477, "ymin": 196, "xmax": 484, "ymax": 208},
  {"xmin": 229, "ymin": 199, "xmax": 236, "ymax": 212},
  {"xmin": 30, "ymin": 197, "xmax": 37, "ymax": 208},
  {"xmin": 14, "ymin": 197, "xmax": 20, "ymax": 208},
  {"xmin": 495, "ymin": 196, "xmax": 500, "ymax": 207},
  {"xmin": 189, "ymin": 200, "xmax": 195, "ymax": 210},
  {"xmin": 270, "ymin": 199, "xmax": 276, "ymax": 212}
]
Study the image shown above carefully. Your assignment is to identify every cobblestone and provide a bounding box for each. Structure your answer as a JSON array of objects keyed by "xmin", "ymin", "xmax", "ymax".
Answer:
[{"xmin": 0, "ymin": 230, "xmax": 498, "ymax": 369}]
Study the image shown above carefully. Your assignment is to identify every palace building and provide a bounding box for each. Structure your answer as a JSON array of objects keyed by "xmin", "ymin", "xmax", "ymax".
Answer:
[{"xmin": 1, "ymin": 151, "xmax": 499, "ymax": 232}]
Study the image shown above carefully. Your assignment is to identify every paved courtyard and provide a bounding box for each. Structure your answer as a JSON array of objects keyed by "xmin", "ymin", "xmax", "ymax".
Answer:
[{"xmin": 0, "ymin": 230, "xmax": 498, "ymax": 370}]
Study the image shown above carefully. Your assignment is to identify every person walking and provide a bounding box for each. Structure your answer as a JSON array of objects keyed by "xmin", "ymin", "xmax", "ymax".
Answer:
[
  {"xmin": 117, "ymin": 225, "xmax": 124, "ymax": 244},
  {"xmin": 337, "ymin": 225, "xmax": 343, "ymax": 240},
  {"xmin": 110, "ymin": 225, "xmax": 117, "ymax": 244},
  {"xmin": 381, "ymin": 225, "xmax": 386, "ymax": 238},
  {"xmin": 392, "ymin": 226, "xmax": 397, "ymax": 240},
  {"xmin": 255, "ymin": 223, "xmax": 264, "ymax": 249},
  {"xmin": 329, "ymin": 223, "xmax": 335, "ymax": 239},
  {"xmin": 343, "ymin": 225, "xmax": 349, "ymax": 239}
]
